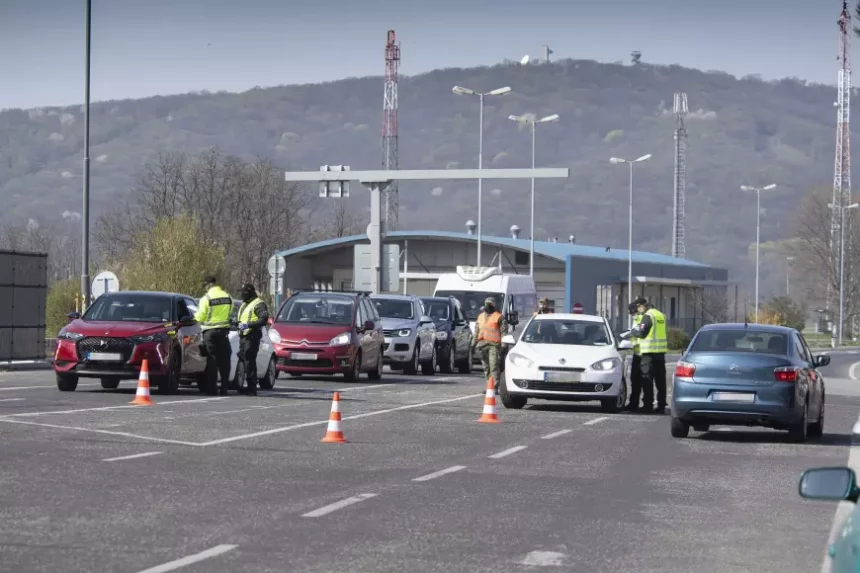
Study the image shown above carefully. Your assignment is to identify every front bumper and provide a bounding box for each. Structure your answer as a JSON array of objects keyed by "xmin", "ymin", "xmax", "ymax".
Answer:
[
  {"xmin": 273, "ymin": 344, "xmax": 355, "ymax": 374},
  {"xmin": 504, "ymin": 365, "xmax": 623, "ymax": 400},
  {"xmin": 670, "ymin": 378, "xmax": 802, "ymax": 426},
  {"xmin": 53, "ymin": 337, "xmax": 170, "ymax": 379},
  {"xmin": 382, "ymin": 336, "xmax": 416, "ymax": 363}
]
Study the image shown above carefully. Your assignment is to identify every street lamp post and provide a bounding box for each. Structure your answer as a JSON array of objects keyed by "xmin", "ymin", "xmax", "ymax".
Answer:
[
  {"xmin": 740, "ymin": 184, "xmax": 777, "ymax": 322},
  {"xmin": 81, "ymin": 0, "xmax": 93, "ymax": 309},
  {"xmin": 508, "ymin": 113, "xmax": 560, "ymax": 277},
  {"xmin": 828, "ymin": 201, "xmax": 859, "ymax": 345},
  {"xmin": 785, "ymin": 256, "xmax": 794, "ymax": 295},
  {"xmin": 452, "ymin": 85, "xmax": 512, "ymax": 266},
  {"xmin": 610, "ymin": 154, "xmax": 652, "ymax": 320}
]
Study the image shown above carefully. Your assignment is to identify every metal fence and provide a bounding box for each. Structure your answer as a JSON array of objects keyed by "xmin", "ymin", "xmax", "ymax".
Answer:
[{"xmin": 0, "ymin": 250, "xmax": 48, "ymax": 362}]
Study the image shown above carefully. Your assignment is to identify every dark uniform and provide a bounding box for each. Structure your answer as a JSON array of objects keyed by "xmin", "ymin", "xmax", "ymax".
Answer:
[
  {"xmin": 624, "ymin": 302, "xmax": 645, "ymax": 412},
  {"xmin": 195, "ymin": 276, "xmax": 234, "ymax": 395},
  {"xmin": 534, "ymin": 297, "xmax": 553, "ymax": 316},
  {"xmin": 236, "ymin": 283, "xmax": 269, "ymax": 396},
  {"xmin": 630, "ymin": 297, "xmax": 668, "ymax": 413}
]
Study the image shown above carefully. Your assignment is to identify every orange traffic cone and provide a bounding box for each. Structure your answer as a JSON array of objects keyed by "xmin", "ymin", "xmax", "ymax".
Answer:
[
  {"xmin": 129, "ymin": 359, "xmax": 155, "ymax": 406},
  {"xmin": 321, "ymin": 392, "xmax": 347, "ymax": 443},
  {"xmin": 477, "ymin": 377, "xmax": 501, "ymax": 423}
]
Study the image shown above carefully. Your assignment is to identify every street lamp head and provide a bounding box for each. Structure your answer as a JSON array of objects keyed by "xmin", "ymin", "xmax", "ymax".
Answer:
[
  {"xmin": 609, "ymin": 157, "xmax": 625, "ymax": 164},
  {"xmin": 538, "ymin": 114, "xmax": 560, "ymax": 123},
  {"xmin": 762, "ymin": 184, "xmax": 777, "ymax": 191},
  {"xmin": 452, "ymin": 86, "xmax": 475, "ymax": 96},
  {"xmin": 633, "ymin": 153, "xmax": 652, "ymax": 163},
  {"xmin": 829, "ymin": 203, "xmax": 837, "ymax": 209},
  {"xmin": 508, "ymin": 114, "xmax": 524, "ymax": 122},
  {"xmin": 740, "ymin": 185, "xmax": 753, "ymax": 192},
  {"xmin": 848, "ymin": 203, "xmax": 860, "ymax": 210},
  {"xmin": 488, "ymin": 86, "xmax": 512, "ymax": 96}
]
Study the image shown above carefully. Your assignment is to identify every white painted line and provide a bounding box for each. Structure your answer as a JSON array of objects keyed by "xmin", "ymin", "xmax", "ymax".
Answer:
[
  {"xmin": 209, "ymin": 404, "xmax": 295, "ymax": 415},
  {"xmin": 584, "ymin": 416, "xmax": 610, "ymax": 426},
  {"xmin": 849, "ymin": 361, "xmax": 860, "ymax": 380},
  {"xmin": 412, "ymin": 465, "xmax": 466, "ymax": 482},
  {"xmin": 135, "ymin": 544, "xmax": 237, "ymax": 573},
  {"xmin": 519, "ymin": 550, "xmax": 567, "ymax": 567},
  {"xmin": 0, "ymin": 419, "xmax": 203, "ymax": 446},
  {"xmin": 0, "ymin": 382, "xmax": 99, "ymax": 392},
  {"xmin": 198, "ymin": 392, "xmax": 482, "ymax": 447},
  {"xmin": 301, "ymin": 493, "xmax": 377, "ymax": 518},
  {"xmin": 103, "ymin": 451, "xmax": 163, "ymax": 462},
  {"xmin": 541, "ymin": 429, "xmax": 573, "ymax": 440},
  {"xmin": 0, "ymin": 398, "xmax": 25, "ymax": 403},
  {"xmin": 489, "ymin": 445, "xmax": 528, "ymax": 459},
  {"xmin": 4, "ymin": 396, "xmax": 229, "ymax": 418}
]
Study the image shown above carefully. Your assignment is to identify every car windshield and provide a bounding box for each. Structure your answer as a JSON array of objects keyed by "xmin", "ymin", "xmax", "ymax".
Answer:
[
  {"xmin": 521, "ymin": 319, "xmax": 612, "ymax": 346},
  {"xmin": 275, "ymin": 295, "xmax": 354, "ymax": 325},
  {"xmin": 83, "ymin": 293, "xmax": 174, "ymax": 323},
  {"xmin": 373, "ymin": 298, "xmax": 414, "ymax": 319},
  {"xmin": 421, "ymin": 299, "xmax": 450, "ymax": 321},
  {"xmin": 435, "ymin": 290, "xmax": 503, "ymax": 321},
  {"xmin": 690, "ymin": 329, "xmax": 789, "ymax": 355}
]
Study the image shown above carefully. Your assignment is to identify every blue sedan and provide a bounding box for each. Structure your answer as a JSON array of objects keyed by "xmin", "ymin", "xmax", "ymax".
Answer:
[{"xmin": 670, "ymin": 323, "xmax": 829, "ymax": 442}]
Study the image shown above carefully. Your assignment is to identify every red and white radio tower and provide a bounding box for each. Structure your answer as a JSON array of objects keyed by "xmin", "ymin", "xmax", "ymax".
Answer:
[
  {"xmin": 829, "ymin": 0, "xmax": 852, "ymax": 328},
  {"xmin": 382, "ymin": 30, "xmax": 400, "ymax": 230}
]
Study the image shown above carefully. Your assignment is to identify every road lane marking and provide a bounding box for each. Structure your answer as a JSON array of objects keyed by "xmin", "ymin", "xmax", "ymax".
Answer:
[
  {"xmin": 198, "ymin": 392, "xmax": 482, "ymax": 446},
  {"xmin": 103, "ymin": 451, "xmax": 163, "ymax": 462},
  {"xmin": 209, "ymin": 404, "xmax": 295, "ymax": 415},
  {"xmin": 583, "ymin": 416, "xmax": 609, "ymax": 426},
  {"xmin": 849, "ymin": 362, "xmax": 860, "ymax": 380},
  {"xmin": 489, "ymin": 445, "xmax": 528, "ymax": 459},
  {"xmin": 541, "ymin": 429, "xmax": 573, "ymax": 440},
  {"xmin": 3, "ymin": 396, "xmax": 229, "ymax": 417},
  {"xmin": 0, "ymin": 398, "xmax": 25, "ymax": 403},
  {"xmin": 412, "ymin": 465, "xmax": 466, "ymax": 482},
  {"xmin": 302, "ymin": 493, "xmax": 377, "ymax": 517},
  {"xmin": 519, "ymin": 550, "xmax": 567, "ymax": 567},
  {"xmin": 0, "ymin": 419, "xmax": 203, "ymax": 446},
  {"xmin": 0, "ymin": 383, "xmax": 99, "ymax": 392},
  {"xmin": 135, "ymin": 544, "xmax": 237, "ymax": 573}
]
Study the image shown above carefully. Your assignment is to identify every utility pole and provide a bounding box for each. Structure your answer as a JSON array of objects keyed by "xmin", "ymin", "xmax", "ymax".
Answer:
[{"xmin": 81, "ymin": 0, "xmax": 92, "ymax": 310}]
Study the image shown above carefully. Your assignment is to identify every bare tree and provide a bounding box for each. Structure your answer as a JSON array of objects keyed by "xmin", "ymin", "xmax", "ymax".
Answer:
[
  {"xmin": 312, "ymin": 200, "xmax": 364, "ymax": 241},
  {"xmin": 686, "ymin": 287, "xmax": 730, "ymax": 323}
]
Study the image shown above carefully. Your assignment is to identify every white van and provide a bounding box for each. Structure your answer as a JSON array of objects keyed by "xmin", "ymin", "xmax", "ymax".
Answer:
[{"xmin": 434, "ymin": 265, "xmax": 537, "ymax": 336}]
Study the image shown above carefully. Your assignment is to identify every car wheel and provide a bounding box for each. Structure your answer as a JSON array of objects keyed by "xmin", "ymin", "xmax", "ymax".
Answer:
[
  {"xmin": 499, "ymin": 374, "xmax": 527, "ymax": 409},
  {"xmin": 100, "ymin": 378, "xmax": 120, "ymax": 390},
  {"xmin": 56, "ymin": 373, "xmax": 78, "ymax": 392},
  {"xmin": 344, "ymin": 352, "xmax": 361, "ymax": 382},
  {"xmin": 233, "ymin": 360, "xmax": 246, "ymax": 392},
  {"xmin": 155, "ymin": 349, "xmax": 182, "ymax": 395},
  {"xmin": 789, "ymin": 402, "xmax": 809, "ymax": 443},
  {"xmin": 440, "ymin": 344, "xmax": 455, "ymax": 374},
  {"xmin": 457, "ymin": 350, "xmax": 472, "ymax": 374},
  {"xmin": 368, "ymin": 352, "xmax": 383, "ymax": 381},
  {"xmin": 601, "ymin": 377, "xmax": 626, "ymax": 413},
  {"xmin": 808, "ymin": 393, "xmax": 825, "ymax": 438},
  {"xmin": 404, "ymin": 346, "xmax": 419, "ymax": 375},
  {"xmin": 670, "ymin": 417, "xmax": 690, "ymax": 438},
  {"xmin": 421, "ymin": 346, "xmax": 436, "ymax": 376},
  {"xmin": 259, "ymin": 355, "xmax": 277, "ymax": 390}
]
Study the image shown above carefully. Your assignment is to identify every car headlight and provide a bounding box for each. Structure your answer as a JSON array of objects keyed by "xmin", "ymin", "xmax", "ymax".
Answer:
[
  {"xmin": 130, "ymin": 333, "xmax": 170, "ymax": 344},
  {"xmin": 58, "ymin": 330, "xmax": 85, "ymax": 341},
  {"xmin": 591, "ymin": 358, "xmax": 621, "ymax": 371},
  {"xmin": 435, "ymin": 331, "xmax": 448, "ymax": 340},
  {"xmin": 268, "ymin": 329, "xmax": 282, "ymax": 343},
  {"xmin": 508, "ymin": 352, "xmax": 534, "ymax": 369},
  {"xmin": 395, "ymin": 329, "xmax": 411, "ymax": 337},
  {"xmin": 329, "ymin": 332, "xmax": 351, "ymax": 346}
]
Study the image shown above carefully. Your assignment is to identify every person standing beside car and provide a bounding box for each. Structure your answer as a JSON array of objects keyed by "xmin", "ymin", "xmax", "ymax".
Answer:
[
  {"xmin": 624, "ymin": 302, "xmax": 645, "ymax": 412},
  {"xmin": 195, "ymin": 275, "xmax": 234, "ymax": 396},
  {"xmin": 471, "ymin": 296, "xmax": 507, "ymax": 391},
  {"xmin": 534, "ymin": 297, "xmax": 553, "ymax": 316},
  {"xmin": 629, "ymin": 296, "xmax": 668, "ymax": 414},
  {"xmin": 236, "ymin": 283, "xmax": 269, "ymax": 396}
]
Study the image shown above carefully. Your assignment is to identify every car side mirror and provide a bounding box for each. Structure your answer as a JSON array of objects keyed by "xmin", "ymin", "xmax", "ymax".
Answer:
[
  {"xmin": 814, "ymin": 354, "xmax": 831, "ymax": 367},
  {"xmin": 66, "ymin": 311, "xmax": 81, "ymax": 321},
  {"xmin": 454, "ymin": 318, "xmax": 466, "ymax": 326},
  {"xmin": 179, "ymin": 315, "xmax": 196, "ymax": 326},
  {"xmin": 507, "ymin": 311, "xmax": 519, "ymax": 326},
  {"xmin": 799, "ymin": 467, "xmax": 858, "ymax": 503},
  {"xmin": 362, "ymin": 320, "xmax": 375, "ymax": 331},
  {"xmin": 502, "ymin": 334, "xmax": 516, "ymax": 345},
  {"xmin": 617, "ymin": 339, "xmax": 633, "ymax": 350},
  {"xmin": 420, "ymin": 315, "xmax": 434, "ymax": 325}
]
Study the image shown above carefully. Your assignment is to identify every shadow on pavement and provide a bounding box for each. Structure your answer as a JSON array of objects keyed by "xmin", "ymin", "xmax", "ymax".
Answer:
[{"xmin": 697, "ymin": 430, "xmax": 852, "ymax": 447}]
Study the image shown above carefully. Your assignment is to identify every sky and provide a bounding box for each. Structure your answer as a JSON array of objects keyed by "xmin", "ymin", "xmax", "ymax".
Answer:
[{"xmin": 0, "ymin": 0, "xmax": 851, "ymax": 110}]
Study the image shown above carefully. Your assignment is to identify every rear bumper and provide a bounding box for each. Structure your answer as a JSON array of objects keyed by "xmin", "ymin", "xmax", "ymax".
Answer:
[
  {"xmin": 273, "ymin": 344, "xmax": 355, "ymax": 374},
  {"xmin": 670, "ymin": 378, "xmax": 802, "ymax": 426},
  {"xmin": 53, "ymin": 339, "xmax": 170, "ymax": 379}
]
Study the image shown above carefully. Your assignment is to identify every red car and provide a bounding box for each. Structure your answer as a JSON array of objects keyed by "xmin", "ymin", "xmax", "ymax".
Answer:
[
  {"xmin": 54, "ymin": 291, "xmax": 210, "ymax": 394},
  {"xmin": 269, "ymin": 291, "xmax": 384, "ymax": 381}
]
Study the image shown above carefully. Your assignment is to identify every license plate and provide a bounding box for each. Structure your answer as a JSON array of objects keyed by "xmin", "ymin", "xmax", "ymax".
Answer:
[
  {"xmin": 87, "ymin": 352, "xmax": 122, "ymax": 361},
  {"xmin": 712, "ymin": 392, "xmax": 755, "ymax": 403},
  {"xmin": 544, "ymin": 371, "xmax": 581, "ymax": 383},
  {"xmin": 291, "ymin": 352, "xmax": 317, "ymax": 361}
]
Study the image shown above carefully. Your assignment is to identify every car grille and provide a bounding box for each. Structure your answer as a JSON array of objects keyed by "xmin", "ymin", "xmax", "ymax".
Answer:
[
  {"xmin": 516, "ymin": 381, "xmax": 607, "ymax": 392},
  {"xmin": 277, "ymin": 357, "xmax": 335, "ymax": 368},
  {"xmin": 282, "ymin": 339, "xmax": 330, "ymax": 347},
  {"xmin": 383, "ymin": 329, "xmax": 397, "ymax": 337},
  {"xmin": 538, "ymin": 366, "xmax": 586, "ymax": 372},
  {"xmin": 76, "ymin": 337, "xmax": 135, "ymax": 361}
]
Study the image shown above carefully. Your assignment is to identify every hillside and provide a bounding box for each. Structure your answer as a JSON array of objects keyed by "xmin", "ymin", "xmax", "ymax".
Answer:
[{"xmin": 0, "ymin": 58, "xmax": 846, "ymax": 297}]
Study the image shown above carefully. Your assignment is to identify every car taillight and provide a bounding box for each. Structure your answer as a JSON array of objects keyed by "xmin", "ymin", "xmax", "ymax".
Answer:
[
  {"xmin": 675, "ymin": 361, "xmax": 695, "ymax": 377},
  {"xmin": 774, "ymin": 367, "xmax": 798, "ymax": 382}
]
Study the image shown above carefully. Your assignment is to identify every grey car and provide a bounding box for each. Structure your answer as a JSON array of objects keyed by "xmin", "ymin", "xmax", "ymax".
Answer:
[{"xmin": 371, "ymin": 294, "xmax": 437, "ymax": 375}]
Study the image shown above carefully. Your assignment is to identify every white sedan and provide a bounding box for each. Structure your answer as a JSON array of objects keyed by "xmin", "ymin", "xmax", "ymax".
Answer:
[{"xmin": 499, "ymin": 312, "xmax": 632, "ymax": 413}]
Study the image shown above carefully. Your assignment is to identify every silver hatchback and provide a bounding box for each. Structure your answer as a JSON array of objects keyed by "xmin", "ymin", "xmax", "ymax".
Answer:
[{"xmin": 371, "ymin": 294, "xmax": 437, "ymax": 375}]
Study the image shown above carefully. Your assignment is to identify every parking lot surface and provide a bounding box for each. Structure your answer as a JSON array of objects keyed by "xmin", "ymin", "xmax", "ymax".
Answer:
[{"xmin": 1, "ymin": 354, "xmax": 859, "ymax": 573}]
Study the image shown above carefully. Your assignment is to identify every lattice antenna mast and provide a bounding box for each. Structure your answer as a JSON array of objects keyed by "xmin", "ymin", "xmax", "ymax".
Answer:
[
  {"xmin": 672, "ymin": 93, "xmax": 688, "ymax": 258},
  {"xmin": 382, "ymin": 30, "xmax": 401, "ymax": 230},
  {"xmin": 830, "ymin": 1, "xmax": 852, "ymax": 315}
]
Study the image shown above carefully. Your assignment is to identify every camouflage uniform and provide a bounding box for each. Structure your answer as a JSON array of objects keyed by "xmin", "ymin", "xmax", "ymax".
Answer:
[{"xmin": 471, "ymin": 297, "xmax": 508, "ymax": 388}]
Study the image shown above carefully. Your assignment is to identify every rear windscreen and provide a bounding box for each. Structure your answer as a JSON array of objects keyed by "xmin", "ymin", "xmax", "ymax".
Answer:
[{"xmin": 690, "ymin": 330, "xmax": 788, "ymax": 355}]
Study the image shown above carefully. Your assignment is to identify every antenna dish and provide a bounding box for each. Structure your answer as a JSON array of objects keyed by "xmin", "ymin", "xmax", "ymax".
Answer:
[{"xmin": 520, "ymin": 55, "xmax": 530, "ymax": 65}]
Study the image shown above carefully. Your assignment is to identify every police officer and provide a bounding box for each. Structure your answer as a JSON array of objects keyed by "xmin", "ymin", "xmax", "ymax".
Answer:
[
  {"xmin": 194, "ymin": 275, "xmax": 234, "ymax": 396},
  {"xmin": 534, "ymin": 297, "xmax": 553, "ymax": 316},
  {"xmin": 624, "ymin": 302, "xmax": 645, "ymax": 412},
  {"xmin": 471, "ymin": 296, "xmax": 507, "ymax": 390},
  {"xmin": 630, "ymin": 296, "xmax": 668, "ymax": 414},
  {"xmin": 235, "ymin": 283, "xmax": 269, "ymax": 396}
]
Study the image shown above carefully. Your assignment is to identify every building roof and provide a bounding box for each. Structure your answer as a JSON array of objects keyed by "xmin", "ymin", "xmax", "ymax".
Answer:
[{"xmin": 276, "ymin": 230, "xmax": 713, "ymax": 269}]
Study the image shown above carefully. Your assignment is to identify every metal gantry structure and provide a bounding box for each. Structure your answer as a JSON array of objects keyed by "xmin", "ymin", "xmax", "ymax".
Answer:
[
  {"xmin": 672, "ymin": 93, "xmax": 688, "ymax": 259},
  {"xmin": 830, "ymin": 0, "xmax": 853, "ymax": 334},
  {"xmin": 382, "ymin": 30, "xmax": 401, "ymax": 230}
]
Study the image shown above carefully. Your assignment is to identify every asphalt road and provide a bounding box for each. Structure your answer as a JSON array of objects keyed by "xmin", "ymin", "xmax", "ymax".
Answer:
[{"xmin": 2, "ymin": 351, "xmax": 860, "ymax": 573}]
